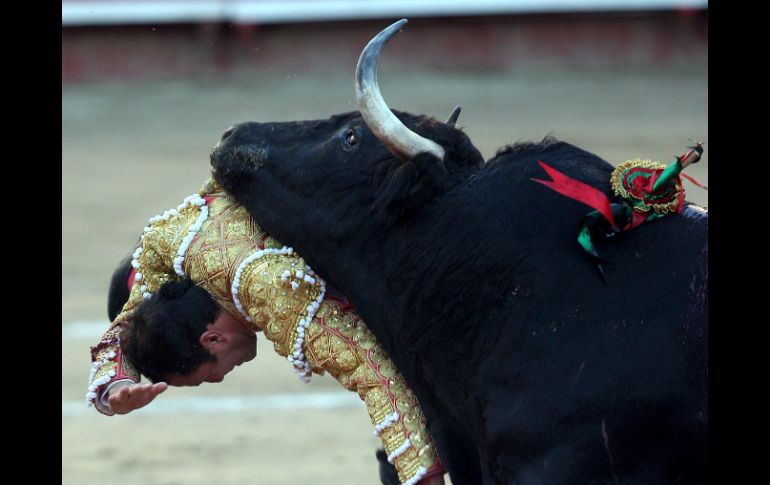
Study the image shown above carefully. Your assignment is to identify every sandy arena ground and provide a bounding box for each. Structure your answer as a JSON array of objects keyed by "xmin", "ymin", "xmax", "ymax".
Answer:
[{"xmin": 63, "ymin": 63, "xmax": 707, "ymax": 484}]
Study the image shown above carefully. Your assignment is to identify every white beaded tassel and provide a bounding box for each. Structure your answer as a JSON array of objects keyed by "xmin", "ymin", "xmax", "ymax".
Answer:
[
  {"xmin": 232, "ymin": 247, "xmax": 297, "ymax": 322},
  {"xmin": 373, "ymin": 412, "xmax": 400, "ymax": 436},
  {"xmin": 173, "ymin": 197, "xmax": 208, "ymax": 276},
  {"xmin": 132, "ymin": 194, "xmax": 209, "ymax": 299},
  {"xmin": 85, "ymin": 349, "xmax": 118, "ymax": 406},
  {"xmin": 232, "ymin": 248, "xmax": 325, "ymax": 383},
  {"xmin": 286, "ymin": 276, "xmax": 325, "ymax": 383},
  {"xmin": 387, "ymin": 438, "xmax": 412, "ymax": 464},
  {"xmin": 289, "ymin": 262, "xmax": 325, "ymax": 383}
]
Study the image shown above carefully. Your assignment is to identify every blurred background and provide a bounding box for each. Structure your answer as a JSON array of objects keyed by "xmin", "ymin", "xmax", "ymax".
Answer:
[{"xmin": 62, "ymin": 1, "xmax": 707, "ymax": 484}]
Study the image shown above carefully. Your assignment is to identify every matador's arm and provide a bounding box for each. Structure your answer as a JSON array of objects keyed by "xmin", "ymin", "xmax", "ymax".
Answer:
[
  {"xmin": 235, "ymin": 251, "xmax": 445, "ymax": 485},
  {"xmin": 86, "ymin": 252, "xmax": 145, "ymax": 415}
]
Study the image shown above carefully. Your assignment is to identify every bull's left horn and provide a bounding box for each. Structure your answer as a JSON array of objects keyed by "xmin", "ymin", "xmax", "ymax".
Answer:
[
  {"xmin": 355, "ymin": 19, "xmax": 445, "ymax": 161},
  {"xmin": 446, "ymin": 106, "xmax": 462, "ymax": 127}
]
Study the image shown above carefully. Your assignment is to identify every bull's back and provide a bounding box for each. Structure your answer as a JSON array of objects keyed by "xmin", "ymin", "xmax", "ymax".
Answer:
[{"xmin": 414, "ymin": 141, "xmax": 708, "ymax": 483}]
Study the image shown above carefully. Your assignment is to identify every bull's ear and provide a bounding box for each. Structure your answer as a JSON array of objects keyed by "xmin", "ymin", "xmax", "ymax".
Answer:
[{"xmin": 371, "ymin": 152, "xmax": 449, "ymax": 226}]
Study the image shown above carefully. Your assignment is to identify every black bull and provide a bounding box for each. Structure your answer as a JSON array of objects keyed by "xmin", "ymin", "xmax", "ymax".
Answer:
[{"xmin": 209, "ymin": 114, "xmax": 707, "ymax": 483}]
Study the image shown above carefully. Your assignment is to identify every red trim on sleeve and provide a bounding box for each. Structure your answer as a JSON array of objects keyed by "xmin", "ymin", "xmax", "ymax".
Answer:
[{"xmin": 127, "ymin": 268, "xmax": 137, "ymax": 291}]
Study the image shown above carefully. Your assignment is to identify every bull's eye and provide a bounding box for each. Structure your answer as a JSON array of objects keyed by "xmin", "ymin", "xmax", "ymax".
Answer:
[{"xmin": 341, "ymin": 129, "xmax": 358, "ymax": 152}]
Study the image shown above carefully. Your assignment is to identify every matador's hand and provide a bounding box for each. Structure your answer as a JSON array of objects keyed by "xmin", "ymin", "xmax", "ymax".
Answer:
[{"xmin": 107, "ymin": 382, "xmax": 168, "ymax": 414}]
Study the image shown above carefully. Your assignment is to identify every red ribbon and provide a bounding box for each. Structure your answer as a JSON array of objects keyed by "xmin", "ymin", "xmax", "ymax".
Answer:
[
  {"xmin": 681, "ymin": 172, "xmax": 708, "ymax": 190},
  {"xmin": 531, "ymin": 161, "xmax": 615, "ymax": 227}
]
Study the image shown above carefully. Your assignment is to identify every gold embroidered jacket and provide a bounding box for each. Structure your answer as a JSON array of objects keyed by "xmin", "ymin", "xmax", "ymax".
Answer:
[{"xmin": 87, "ymin": 179, "xmax": 442, "ymax": 485}]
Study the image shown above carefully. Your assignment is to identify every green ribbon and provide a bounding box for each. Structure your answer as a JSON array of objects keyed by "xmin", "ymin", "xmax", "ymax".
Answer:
[
  {"xmin": 652, "ymin": 159, "xmax": 683, "ymax": 194},
  {"xmin": 577, "ymin": 205, "xmax": 630, "ymax": 255}
]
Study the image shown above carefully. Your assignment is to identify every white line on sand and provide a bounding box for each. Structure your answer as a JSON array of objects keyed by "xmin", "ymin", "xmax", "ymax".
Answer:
[{"xmin": 62, "ymin": 392, "xmax": 361, "ymax": 416}]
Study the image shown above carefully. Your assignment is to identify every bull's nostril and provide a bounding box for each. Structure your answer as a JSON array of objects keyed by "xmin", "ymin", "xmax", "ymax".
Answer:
[{"xmin": 221, "ymin": 126, "xmax": 235, "ymax": 141}]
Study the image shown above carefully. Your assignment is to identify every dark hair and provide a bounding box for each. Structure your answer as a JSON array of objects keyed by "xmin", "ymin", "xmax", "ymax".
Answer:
[{"xmin": 120, "ymin": 278, "xmax": 220, "ymax": 383}]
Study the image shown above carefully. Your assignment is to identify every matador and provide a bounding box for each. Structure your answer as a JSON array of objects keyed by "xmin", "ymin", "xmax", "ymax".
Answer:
[{"xmin": 87, "ymin": 178, "xmax": 444, "ymax": 485}]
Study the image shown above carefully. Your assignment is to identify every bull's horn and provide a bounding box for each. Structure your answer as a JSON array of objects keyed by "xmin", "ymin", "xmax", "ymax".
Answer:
[
  {"xmin": 355, "ymin": 19, "xmax": 445, "ymax": 161},
  {"xmin": 446, "ymin": 106, "xmax": 461, "ymax": 127}
]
